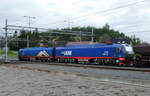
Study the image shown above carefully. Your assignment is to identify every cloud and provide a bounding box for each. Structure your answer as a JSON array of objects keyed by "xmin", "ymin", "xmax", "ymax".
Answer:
[{"xmin": 0, "ymin": 0, "xmax": 150, "ymax": 42}]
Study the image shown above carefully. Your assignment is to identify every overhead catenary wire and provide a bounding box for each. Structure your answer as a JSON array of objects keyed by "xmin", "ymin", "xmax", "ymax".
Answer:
[
  {"xmin": 5, "ymin": 24, "xmax": 94, "ymax": 38},
  {"xmin": 6, "ymin": 25, "xmax": 92, "ymax": 34},
  {"xmin": 71, "ymin": 0, "xmax": 147, "ymax": 20},
  {"xmin": 111, "ymin": 23, "xmax": 150, "ymax": 29},
  {"xmin": 2, "ymin": 0, "xmax": 149, "ymax": 41},
  {"xmin": 109, "ymin": 23, "xmax": 150, "ymax": 33},
  {"xmin": 40, "ymin": 0, "xmax": 147, "ymax": 28},
  {"xmin": 125, "ymin": 29, "xmax": 150, "ymax": 34}
]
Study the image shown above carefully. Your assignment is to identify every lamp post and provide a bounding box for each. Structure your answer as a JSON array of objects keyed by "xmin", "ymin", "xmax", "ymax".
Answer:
[
  {"xmin": 64, "ymin": 20, "xmax": 73, "ymax": 32},
  {"xmin": 24, "ymin": 16, "xmax": 36, "ymax": 48},
  {"xmin": 4, "ymin": 19, "xmax": 8, "ymax": 63}
]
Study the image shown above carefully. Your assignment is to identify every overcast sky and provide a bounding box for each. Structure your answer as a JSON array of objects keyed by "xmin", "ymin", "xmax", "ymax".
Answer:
[{"xmin": 0, "ymin": 0, "xmax": 150, "ymax": 42}]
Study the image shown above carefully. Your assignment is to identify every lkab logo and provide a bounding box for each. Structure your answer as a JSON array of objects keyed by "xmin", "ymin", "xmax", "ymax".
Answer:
[{"xmin": 37, "ymin": 50, "xmax": 49, "ymax": 56}]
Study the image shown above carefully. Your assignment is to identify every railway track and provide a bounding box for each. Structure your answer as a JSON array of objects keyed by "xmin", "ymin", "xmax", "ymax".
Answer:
[
  {"xmin": 4, "ymin": 64, "xmax": 150, "ymax": 88},
  {"xmin": 2, "ymin": 60, "xmax": 150, "ymax": 88},
  {"xmin": 5, "ymin": 60, "xmax": 150, "ymax": 73}
]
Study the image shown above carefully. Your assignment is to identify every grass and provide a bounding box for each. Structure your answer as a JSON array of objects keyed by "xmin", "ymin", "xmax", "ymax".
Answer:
[{"xmin": 0, "ymin": 50, "xmax": 18, "ymax": 57}]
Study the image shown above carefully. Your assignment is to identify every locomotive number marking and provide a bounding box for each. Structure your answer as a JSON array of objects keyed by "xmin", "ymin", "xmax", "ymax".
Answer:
[{"xmin": 103, "ymin": 51, "xmax": 109, "ymax": 56}]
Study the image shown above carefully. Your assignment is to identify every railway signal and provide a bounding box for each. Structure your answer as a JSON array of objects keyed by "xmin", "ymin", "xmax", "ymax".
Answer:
[{"xmin": 53, "ymin": 39, "xmax": 57, "ymax": 44}]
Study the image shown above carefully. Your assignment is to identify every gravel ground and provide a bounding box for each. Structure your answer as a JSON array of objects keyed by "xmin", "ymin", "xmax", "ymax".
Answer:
[
  {"xmin": 14, "ymin": 63, "xmax": 150, "ymax": 85},
  {"xmin": 0, "ymin": 65, "xmax": 150, "ymax": 96}
]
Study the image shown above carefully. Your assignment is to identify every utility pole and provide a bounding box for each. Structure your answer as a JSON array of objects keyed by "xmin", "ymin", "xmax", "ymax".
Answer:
[
  {"xmin": 24, "ymin": 16, "xmax": 35, "ymax": 48},
  {"xmin": 91, "ymin": 28, "xmax": 94, "ymax": 42},
  {"xmin": 0, "ymin": 38, "xmax": 1, "ymax": 50},
  {"xmin": 80, "ymin": 31, "xmax": 82, "ymax": 43},
  {"xmin": 5, "ymin": 19, "xmax": 8, "ymax": 63},
  {"xmin": 64, "ymin": 19, "xmax": 73, "ymax": 32}
]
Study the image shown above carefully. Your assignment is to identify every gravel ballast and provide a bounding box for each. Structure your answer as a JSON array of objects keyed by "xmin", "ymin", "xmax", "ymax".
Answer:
[{"xmin": 0, "ymin": 65, "xmax": 150, "ymax": 96}]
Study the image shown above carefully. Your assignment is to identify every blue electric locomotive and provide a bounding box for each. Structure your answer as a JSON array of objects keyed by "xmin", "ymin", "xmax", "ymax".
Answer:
[
  {"xmin": 55, "ymin": 43, "xmax": 134, "ymax": 65},
  {"xmin": 18, "ymin": 43, "xmax": 134, "ymax": 66}
]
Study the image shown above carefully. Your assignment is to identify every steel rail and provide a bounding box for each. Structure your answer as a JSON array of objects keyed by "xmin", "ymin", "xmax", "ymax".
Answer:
[{"xmin": 6, "ymin": 61, "xmax": 150, "ymax": 73}]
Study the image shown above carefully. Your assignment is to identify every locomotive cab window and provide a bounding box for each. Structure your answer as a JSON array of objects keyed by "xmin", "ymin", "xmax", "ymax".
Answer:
[{"xmin": 117, "ymin": 47, "xmax": 122, "ymax": 52}]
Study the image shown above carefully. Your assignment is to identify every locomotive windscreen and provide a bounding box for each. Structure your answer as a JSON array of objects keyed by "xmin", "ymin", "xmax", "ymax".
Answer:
[{"xmin": 123, "ymin": 44, "xmax": 134, "ymax": 55}]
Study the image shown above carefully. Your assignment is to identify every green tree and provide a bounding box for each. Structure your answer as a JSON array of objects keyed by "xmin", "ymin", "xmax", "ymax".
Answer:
[
  {"xmin": 131, "ymin": 35, "xmax": 141, "ymax": 46},
  {"xmin": 8, "ymin": 23, "xmax": 142, "ymax": 50}
]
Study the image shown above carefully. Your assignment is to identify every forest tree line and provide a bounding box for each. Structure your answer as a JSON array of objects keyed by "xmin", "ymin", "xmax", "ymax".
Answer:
[{"xmin": 0, "ymin": 24, "xmax": 141, "ymax": 50}]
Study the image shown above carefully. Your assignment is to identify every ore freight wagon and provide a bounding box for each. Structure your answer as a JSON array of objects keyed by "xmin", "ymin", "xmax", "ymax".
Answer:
[
  {"xmin": 133, "ymin": 45, "xmax": 150, "ymax": 67},
  {"xmin": 18, "ymin": 43, "xmax": 134, "ymax": 66}
]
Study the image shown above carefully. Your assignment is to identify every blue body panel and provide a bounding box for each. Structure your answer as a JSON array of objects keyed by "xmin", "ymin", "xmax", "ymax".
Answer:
[
  {"xmin": 19, "ymin": 43, "xmax": 127, "ymax": 59},
  {"xmin": 19, "ymin": 47, "xmax": 53, "ymax": 57},
  {"xmin": 56, "ymin": 44, "xmax": 126, "ymax": 58}
]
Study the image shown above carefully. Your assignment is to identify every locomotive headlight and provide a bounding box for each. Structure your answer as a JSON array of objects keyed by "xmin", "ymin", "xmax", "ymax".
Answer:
[
  {"xmin": 116, "ymin": 60, "xmax": 119, "ymax": 62},
  {"xmin": 123, "ymin": 44, "xmax": 134, "ymax": 55}
]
